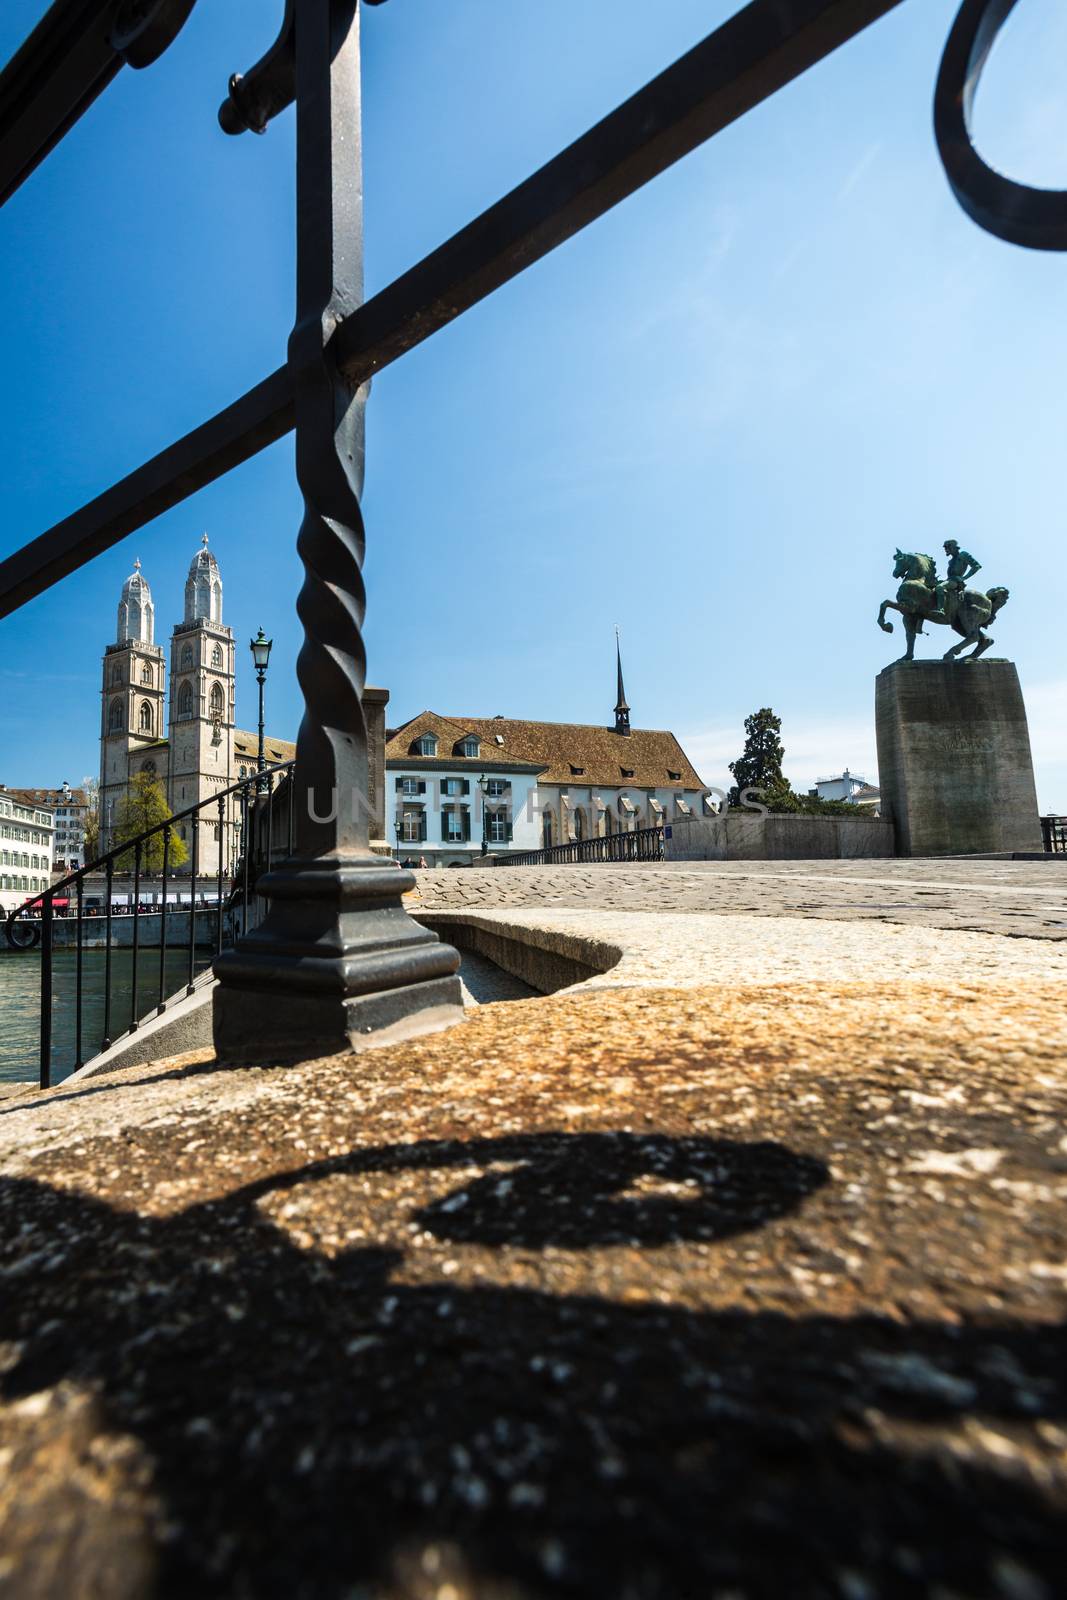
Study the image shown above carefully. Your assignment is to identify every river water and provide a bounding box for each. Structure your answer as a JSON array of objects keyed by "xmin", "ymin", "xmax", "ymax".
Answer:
[{"xmin": 0, "ymin": 950, "xmax": 212, "ymax": 1086}]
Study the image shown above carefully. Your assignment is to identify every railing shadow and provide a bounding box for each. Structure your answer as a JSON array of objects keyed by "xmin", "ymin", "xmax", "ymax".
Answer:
[{"xmin": 0, "ymin": 1131, "xmax": 1062, "ymax": 1594}]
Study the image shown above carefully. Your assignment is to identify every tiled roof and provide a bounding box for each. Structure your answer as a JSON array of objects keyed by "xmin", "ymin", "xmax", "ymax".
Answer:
[
  {"xmin": 1, "ymin": 785, "xmax": 88, "ymax": 809},
  {"xmin": 233, "ymin": 729, "xmax": 296, "ymax": 766},
  {"xmin": 385, "ymin": 712, "xmax": 704, "ymax": 790}
]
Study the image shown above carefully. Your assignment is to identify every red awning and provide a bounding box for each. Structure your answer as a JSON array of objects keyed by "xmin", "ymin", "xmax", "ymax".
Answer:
[{"xmin": 51, "ymin": 898, "xmax": 69, "ymax": 907}]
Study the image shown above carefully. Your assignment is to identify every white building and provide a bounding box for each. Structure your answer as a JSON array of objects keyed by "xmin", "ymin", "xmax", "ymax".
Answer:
[
  {"xmin": 812, "ymin": 769, "xmax": 881, "ymax": 811},
  {"xmin": 386, "ymin": 651, "xmax": 706, "ymax": 866},
  {"xmin": 1, "ymin": 783, "xmax": 89, "ymax": 871},
  {"xmin": 0, "ymin": 789, "xmax": 55, "ymax": 913}
]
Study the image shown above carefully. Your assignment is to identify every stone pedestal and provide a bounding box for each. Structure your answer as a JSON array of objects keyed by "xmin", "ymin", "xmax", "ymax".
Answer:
[{"xmin": 875, "ymin": 660, "xmax": 1041, "ymax": 856}]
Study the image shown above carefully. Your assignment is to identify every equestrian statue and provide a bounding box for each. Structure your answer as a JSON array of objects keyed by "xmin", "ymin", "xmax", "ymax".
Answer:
[{"xmin": 877, "ymin": 539, "xmax": 1009, "ymax": 662}]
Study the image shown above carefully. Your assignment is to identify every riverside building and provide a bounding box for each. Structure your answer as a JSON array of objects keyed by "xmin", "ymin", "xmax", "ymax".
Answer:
[
  {"xmin": 386, "ymin": 647, "xmax": 706, "ymax": 866},
  {"xmin": 0, "ymin": 789, "xmax": 55, "ymax": 913}
]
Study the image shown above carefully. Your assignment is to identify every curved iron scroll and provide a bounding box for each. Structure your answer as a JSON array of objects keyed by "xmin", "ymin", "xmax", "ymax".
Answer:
[
  {"xmin": 110, "ymin": 0, "xmax": 198, "ymax": 69},
  {"xmin": 935, "ymin": 0, "xmax": 1067, "ymax": 251},
  {"xmin": 218, "ymin": 0, "xmax": 295, "ymax": 136}
]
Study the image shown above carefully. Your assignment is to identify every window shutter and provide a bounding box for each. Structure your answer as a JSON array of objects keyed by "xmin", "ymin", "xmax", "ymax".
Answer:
[
  {"xmin": 418, "ymin": 780, "xmax": 426, "ymax": 795},
  {"xmin": 462, "ymin": 809, "xmax": 471, "ymax": 841},
  {"xmin": 395, "ymin": 777, "xmax": 403, "ymax": 791},
  {"xmin": 461, "ymin": 779, "xmax": 470, "ymax": 795},
  {"xmin": 506, "ymin": 816, "xmax": 513, "ymax": 841},
  {"xmin": 419, "ymin": 813, "xmax": 427, "ymax": 842}
]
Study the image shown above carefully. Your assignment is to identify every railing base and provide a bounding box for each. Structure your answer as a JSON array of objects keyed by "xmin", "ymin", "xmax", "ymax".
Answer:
[
  {"xmin": 211, "ymin": 853, "xmax": 465, "ymax": 1064},
  {"xmin": 212, "ymin": 974, "xmax": 464, "ymax": 1065}
]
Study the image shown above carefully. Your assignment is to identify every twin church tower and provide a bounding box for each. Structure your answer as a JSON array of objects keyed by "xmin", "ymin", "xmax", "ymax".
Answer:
[{"xmin": 99, "ymin": 537, "xmax": 260, "ymax": 876}]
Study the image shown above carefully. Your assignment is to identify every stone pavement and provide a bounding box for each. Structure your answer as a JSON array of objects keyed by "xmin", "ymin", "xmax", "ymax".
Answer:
[
  {"xmin": 412, "ymin": 859, "xmax": 1067, "ymax": 941},
  {"xmin": 432, "ymin": 908, "xmax": 1067, "ymax": 992},
  {"xmin": 1, "ymin": 858, "xmax": 1065, "ymax": 1596},
  {"xmin": 0, "ymin": 979, "xmax": 1065, "ymax": 1597}
]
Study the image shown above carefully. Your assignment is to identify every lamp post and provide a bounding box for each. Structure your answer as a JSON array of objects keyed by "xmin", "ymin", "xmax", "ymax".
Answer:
[
  {"xmin": 478, "ymin": 772, "xmax": 490, "ymax": 857},
  {"xmin": 249, "ymin": 628, "xmax": 272, "ymax": 791},
  {"xmin": 394, "ymin": 819, "xmax": 402, "ymax": 862}
]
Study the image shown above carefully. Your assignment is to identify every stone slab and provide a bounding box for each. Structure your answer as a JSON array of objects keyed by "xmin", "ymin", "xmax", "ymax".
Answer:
[
  {"xmin": 665, "ymin": 812, "xmax": 894, "ymax": 861},
  {"xmin": 875, "ymin": 659, "xmax": 1042, "ymax": 856}
]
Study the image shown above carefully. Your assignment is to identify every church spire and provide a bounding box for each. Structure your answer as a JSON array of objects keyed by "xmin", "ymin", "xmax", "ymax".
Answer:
[{"xmin": 614, "ymin": 626, "xmax": 631, "ymax": 736}]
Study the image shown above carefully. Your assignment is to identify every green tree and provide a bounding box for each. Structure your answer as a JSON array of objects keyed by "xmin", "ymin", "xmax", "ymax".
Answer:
[
  {"xmin": 112, "ymin": 774, "xmax": 188, "ymax": 873},
  {"xmin": 725, "ymin": 710, "xmax": 878, "ymax": 818},
  {"xmin": 727, "ymin": 707, "xmax": 789, "ymax": 807},
  {"xmin": 81, "ymin": 775, "xmax": 101, "ymax": 865}
]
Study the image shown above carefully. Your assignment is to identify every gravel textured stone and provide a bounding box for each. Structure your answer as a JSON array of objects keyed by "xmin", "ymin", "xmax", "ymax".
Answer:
[{"xmin": 0, "ymin": 974, "xmax": 1065, "ymax": 1597}]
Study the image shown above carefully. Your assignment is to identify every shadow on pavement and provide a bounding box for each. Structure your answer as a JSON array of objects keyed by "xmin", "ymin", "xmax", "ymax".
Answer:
[{"xmin": 0, "ymin": 1132, "xmax": 1063, "ymax": 1596}]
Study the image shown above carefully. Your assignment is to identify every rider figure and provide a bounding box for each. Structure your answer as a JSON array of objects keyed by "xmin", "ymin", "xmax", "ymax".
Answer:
[{"xmin": 936, "ymin": 539, "xmax": 981, "ymax": 623}]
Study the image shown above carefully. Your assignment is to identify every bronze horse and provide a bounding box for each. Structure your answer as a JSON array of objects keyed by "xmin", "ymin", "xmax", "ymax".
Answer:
[{"xmin": 878, "ymin": 550, "xmax": 1008, "ymax": 662}]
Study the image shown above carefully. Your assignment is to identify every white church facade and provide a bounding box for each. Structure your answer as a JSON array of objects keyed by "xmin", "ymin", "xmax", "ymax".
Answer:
[{"xmin": 99, "ymin": 538, "xmax": 294, "ymax": 878}]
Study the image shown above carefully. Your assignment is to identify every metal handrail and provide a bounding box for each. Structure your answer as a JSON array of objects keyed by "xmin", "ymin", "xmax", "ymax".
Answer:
[
  {"xmin": 1041, "ymin": 815, "xmax": 1067, "ymax": 855},
  {"xmin": 498, "ymin": 825, "xmax": 665, "ymax": 868},
  {"xmin": 5, "ymin": 760, "xmax": 294, "ymax": 1087}
]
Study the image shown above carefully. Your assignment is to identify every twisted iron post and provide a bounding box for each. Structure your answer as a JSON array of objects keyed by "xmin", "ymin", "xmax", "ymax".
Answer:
[{"xmin": 213, "ymin": 0, "xmax": 462, "ymax": 1061}]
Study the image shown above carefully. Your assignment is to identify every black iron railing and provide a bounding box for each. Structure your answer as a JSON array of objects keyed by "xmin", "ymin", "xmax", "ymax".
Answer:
[
  {"xmin": 0, "ymin": 0, "xmax": 1056, "ymax": 1067},
  {"xmin": 1041, "ymin": 816, "xmax": 1067, "ymax": 855},
  {"xmin": 4, "ymin": 761, "xmax": 294, "ymax": 1088},
  {"xmin": 498, "ymin": 826, "xmax": 665, "ymax": 868}
]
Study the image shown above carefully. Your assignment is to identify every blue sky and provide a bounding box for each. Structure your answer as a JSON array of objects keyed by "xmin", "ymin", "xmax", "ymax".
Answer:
[{"xmin": 1, "ymin": 0, "xmax": 1065, "ymax": 807}]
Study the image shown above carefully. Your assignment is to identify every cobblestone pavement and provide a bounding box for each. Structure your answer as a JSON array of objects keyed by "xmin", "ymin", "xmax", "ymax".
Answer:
[{"xmin": 412, "ymin": 860, "xmax": 1067, "ymax": 941}]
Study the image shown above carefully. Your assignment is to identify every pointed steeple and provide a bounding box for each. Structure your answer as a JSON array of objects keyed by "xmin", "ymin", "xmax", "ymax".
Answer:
[
  {"xmin": 614, "ymin": 626, "xmax": 631, "ymax": 736},
  {"xmin": 117, "ymin": 557, "xmax": 154, "ymax": 645},
  {"xmin": 184, "ymin": 532, "xmax": 223, "ymax": 624}
]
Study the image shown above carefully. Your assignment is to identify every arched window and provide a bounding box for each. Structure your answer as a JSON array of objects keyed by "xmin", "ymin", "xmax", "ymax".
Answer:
[
  {"xmin": 138, "ymin": 701, "xmax": 153, "ymax": 734},
  {"xmin": 177, "ymin": 680, "xmax": 194, "ymax": 720},
  {"xmin": 604, "ymin": 809, "xmax": 614, "ymax": 836},
  {"xmin": 211, "ymin": 643, "xmax": 223, "ymax": 667},
  {"xmin": 209, "ymin": 682, "xmax": 225, "ymax": 719},
  {"xmin": 142, "ymin": 760, "xmax": 156, "ymax": 775},
  {"xmin": 542, "ymin": 809, "xmax": 553, "ymax": 849},
  {"xmin": 140, "ymin": 662, "xmax": 152, "ymax": 685},
  {"xmin": 573, "ymin": 806, "xmax": 584, "ymax": 842},
  {"xmin": 239, "ymin": 765, "xmax": 248, "ymax": 780},
  {"xmin": 180, "ymin": 643, "xmax": 194, "ymax": 671},
  {"xmin": 108, "ymin": 697, "xmax": 123, "ymax": 732}
]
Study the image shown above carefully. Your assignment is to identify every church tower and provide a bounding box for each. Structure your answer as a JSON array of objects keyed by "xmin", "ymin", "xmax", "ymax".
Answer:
[
  {"xmin": 100, "ymin": 560, "xmax": 166, "ymax": 849},
  {"xmin": 167, "ymin": 535, "xmax": 236, "ymax": 877},
  {"xmin": 614, "ymin": 628, "xmax": 631, "ymax": 737}
]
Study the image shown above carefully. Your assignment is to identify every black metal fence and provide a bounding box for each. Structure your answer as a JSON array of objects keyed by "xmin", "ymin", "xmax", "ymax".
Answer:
[
  {"xmin": 497, "ymin": 826, "xmax": 665, "ymax": 868},
  {"xmin": 4, "ymin": 762, "xmax": 293, "ymax": 1088},
  {"xmin": 1041, "ymin": 816, "xmax": 1067, "ymax": 855}
]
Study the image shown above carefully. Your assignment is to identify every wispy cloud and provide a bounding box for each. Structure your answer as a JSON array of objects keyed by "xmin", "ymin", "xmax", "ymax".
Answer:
[
  {"xmin": 836, "ymin": 141, "xmax": 883, "ymax": 203},
  {"xmin": 680, "ymin": 713, "xmax": 877, "ymax": 794}
]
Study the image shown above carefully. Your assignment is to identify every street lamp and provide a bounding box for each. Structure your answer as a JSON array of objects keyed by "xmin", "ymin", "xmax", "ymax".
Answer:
[
  {"xmin": 249, "ymin": 628, "xmax": 272, "ymax": 790},
  {"xmin": 394, "ymin": 819, "xmax": 402, "ymax": 861},
  {"xmin": 478, "ymin": 772, "xmax": 490, "ymax": 857}
]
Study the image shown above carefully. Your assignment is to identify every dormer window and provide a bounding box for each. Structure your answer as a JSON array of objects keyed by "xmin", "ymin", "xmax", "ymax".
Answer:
[
  {"xmin": 667, "ymin": 769, "xmax": 681, "ymax": 781},
  {"xmin": 456, "ymin": 736, "xmax": 480, "ymax": 759},
  {"xmin": 569, "ymin": 765, "xmax": 585, "ymax": 776},
  {"xmin": 413, "ymin": 734, "xmax": 438, "ymax": 757},
  {"xmin": 620, "ymin": 767, "xmax": 634, "ymax": 779}
]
